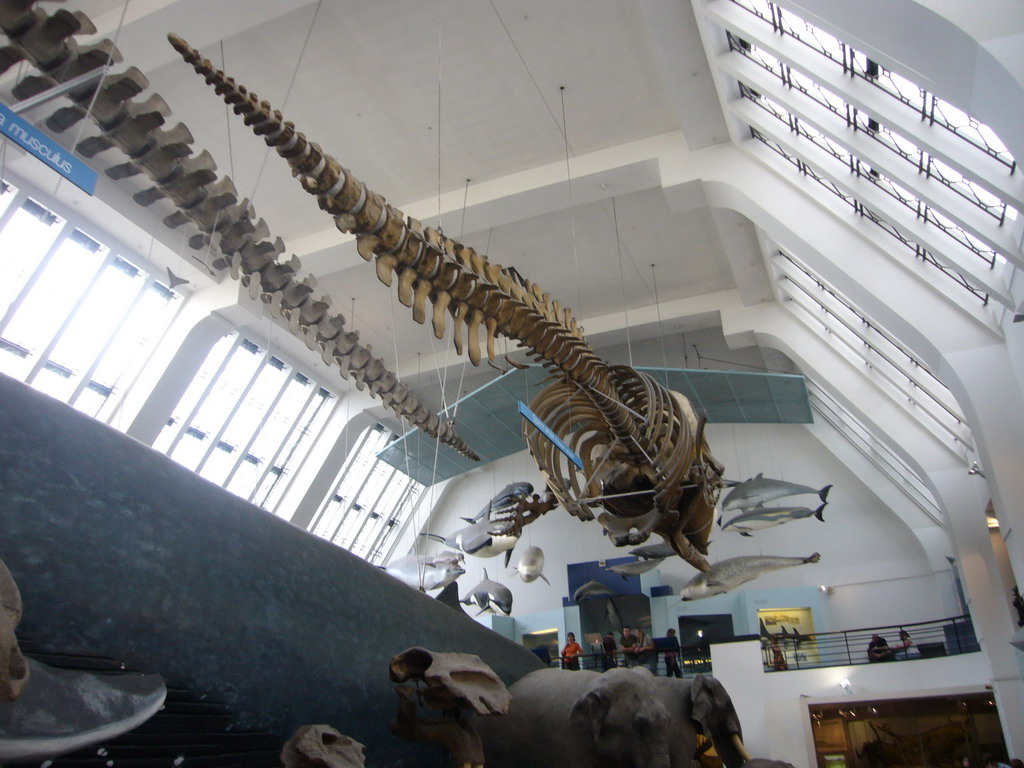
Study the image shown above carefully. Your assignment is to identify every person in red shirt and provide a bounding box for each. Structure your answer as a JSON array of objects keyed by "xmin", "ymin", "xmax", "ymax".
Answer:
[{"xmin": 562, "ymin": 632, "xmax": 583, "ymax": 670}]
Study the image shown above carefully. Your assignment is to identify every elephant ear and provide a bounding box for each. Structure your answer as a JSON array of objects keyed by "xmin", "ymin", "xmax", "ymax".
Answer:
[{"xmin": 570, "ymin": 688, "xmax": 610, "ymax": 746}]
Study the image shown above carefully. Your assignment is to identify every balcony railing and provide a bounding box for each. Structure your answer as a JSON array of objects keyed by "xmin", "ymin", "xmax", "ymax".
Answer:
[
  {"xmin": 762, "ymin": 614, "xmax": 978, "ymax": 671},
  {"xmin": 531, "ymin": 648, "xmax": 713, "ymax": 677}
]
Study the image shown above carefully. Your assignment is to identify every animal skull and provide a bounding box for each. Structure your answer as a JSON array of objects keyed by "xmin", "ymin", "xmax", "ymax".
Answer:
[
  {"xmin": 389, "ymin": 646, "xmax": 510, "ymax": 716},
  {"xmin": 280, "ymin": 724, "xmax": 366, "ymax": 768},
  {"xmin": 0, "ymin": 558, "xmax": 30, "ymax": 702}
]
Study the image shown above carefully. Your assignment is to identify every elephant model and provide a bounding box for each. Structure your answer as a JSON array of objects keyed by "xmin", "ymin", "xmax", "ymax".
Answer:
[{"xmin": 476, "ymin": 667, "xmax": 749, "ymax": 768}]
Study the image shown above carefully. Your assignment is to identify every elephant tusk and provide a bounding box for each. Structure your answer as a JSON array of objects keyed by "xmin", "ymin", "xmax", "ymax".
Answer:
[{"xmin": 731, "ymin": 732, "xmax": 753, "ymax": 762}]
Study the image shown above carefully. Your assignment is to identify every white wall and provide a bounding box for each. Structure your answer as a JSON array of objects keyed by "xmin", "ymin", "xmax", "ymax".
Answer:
[{"xmin": 711, "ymin": 639, "xmax": 994, "ymax": 767}]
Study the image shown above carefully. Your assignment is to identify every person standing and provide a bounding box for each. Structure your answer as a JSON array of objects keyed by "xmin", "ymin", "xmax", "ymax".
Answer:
[
  {"xmin": 620, "ymin": 626, "xmax": 640, "ymax": 667},
  {"xmin": 664, "ymin": 628, "xmax": 682, "ymax": 677},
  {"xmin": 561, "ymin": 632, "xmax": 583, "ymax": 670},
  {"xmin": 601, "ymin": 631, "xmax": 618, "ymax": 670}
]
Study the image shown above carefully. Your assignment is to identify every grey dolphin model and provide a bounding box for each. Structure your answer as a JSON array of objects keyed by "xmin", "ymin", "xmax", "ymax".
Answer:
[
  {"xmin": 679, "ymin": 553, "xmax": 821, "ymax": 600},
  {"xmin": 461, "ymin": 569, "xmax": 514, "ymax": 615},
  {"xmin": 573, "ymin": 579, "xmax": 619, "ymax": 603},
  {"xmin": 629, "ymin": 541, "xmax": 677, "ymax": 560},
  {"xmin": 606, "ymin": 557, "xmax": 666, "ymax": 580},
  {"xmin": 510, "ymin": 545, "xmax": 550, "ymax": 585},
  {"xmin": 721, "ymin": 474, "xmax": 832, "ymax": 512},
  {"xmin": 719, "ymin": 503, "xmax": 826, "ymax": 536},
  {"xmin": 384, "ymin": 550, "xmax": 466, "ymax": 591}
]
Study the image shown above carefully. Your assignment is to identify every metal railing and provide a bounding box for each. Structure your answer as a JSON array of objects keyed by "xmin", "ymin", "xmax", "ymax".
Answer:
[
  {"xmin": 762, "ymin": 615, "xmax": 978, "ymax": 671},
  {"xmin": 534, "ymin": 649, "xmax": 713, "ymax": 677}
]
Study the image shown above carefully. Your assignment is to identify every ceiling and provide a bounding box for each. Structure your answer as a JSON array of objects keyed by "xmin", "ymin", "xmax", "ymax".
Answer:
[{"xmin": 0, "ymin": 0, "xmax": 778, "ymax": 386}]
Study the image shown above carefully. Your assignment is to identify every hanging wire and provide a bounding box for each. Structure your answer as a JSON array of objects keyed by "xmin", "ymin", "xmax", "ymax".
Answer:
[
  {"xmin": 612, "ymin": 197, "xmax": 633, "ymax": 367},
  {"xmin": 459, "ymin": 178, "xmax": 471, "ymax": 238},
  {"xmin": 560, "ymin": 87, "xmax": 584, "ymax": 322},
  {"xmin": 436, "ymin": 2, "xmax": 443, "ymax": 227},
  {"xmin": 220, "ymin": 40, "xmax": 235, "ymax": 179},
  {"xmin": 650, "ymin": 263, "xmax": 670, "ymax": 388},
  {"xmin": 248, "ymin": 0, "xmax": 324, "ymax": 204}
]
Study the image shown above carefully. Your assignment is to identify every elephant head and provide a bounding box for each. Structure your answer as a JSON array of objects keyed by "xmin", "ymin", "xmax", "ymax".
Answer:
[
  {"xmin": 569, "ymin": 667, "xmax": 672, "ymax": 768},
  {"xmin": 0, "ymin": 558, "xmax": 30, "ymax": 702},
  {"xmin": 654, "ymin": 673, "xmax": 749, "ymax": 768}
]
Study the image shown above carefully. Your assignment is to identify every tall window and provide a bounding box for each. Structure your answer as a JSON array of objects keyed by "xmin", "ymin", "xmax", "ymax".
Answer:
[
  {"xmin": 308, "ymin": 423, "xmax": 425, "ymax": 565},
  {"xmin": 708, "ymin": 0, "xmax": 1018, "ymax": 307},
  {"xmin": 153, "ymin": 332, "xmax": 336, "ymax": 513},
  {"xmin": 0, "ymin": 189, "xmax": 181, "ymax": 418}
]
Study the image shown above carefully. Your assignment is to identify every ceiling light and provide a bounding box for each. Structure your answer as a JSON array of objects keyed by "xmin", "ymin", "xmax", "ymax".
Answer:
[{"xmin": 839, "ymin": 678, "xmax": 853, "ymax": 694}]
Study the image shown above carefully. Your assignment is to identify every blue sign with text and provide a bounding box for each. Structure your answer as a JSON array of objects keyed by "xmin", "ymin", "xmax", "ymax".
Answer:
[
  {"xmin": 518, "ymin": 400, "xmax": 584, "ymax": 470},
  {"xmin": 0, "ymin": 103, "xmax": 96, "ymax": 194}
]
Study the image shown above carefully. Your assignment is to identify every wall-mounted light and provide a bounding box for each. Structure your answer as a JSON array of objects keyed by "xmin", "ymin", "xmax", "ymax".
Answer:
[
  {"xmin": 839, "ymin": 678, "xmax": 853, "ymax": 695},
  {"xmin": 697, "ymin": 630, "xmax": 704, "ymax": 638},
  {"xmin": 819, "ymin": 585, "xmax": 834, "ymax": 594},
  {"xmin": 968, "ymin": 462, "xmax": 986, "ymax": 478}
]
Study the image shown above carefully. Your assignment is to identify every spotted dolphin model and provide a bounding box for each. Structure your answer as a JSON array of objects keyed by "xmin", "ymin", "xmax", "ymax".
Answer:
[
  {"xmin": 721, "ymin": 474, "xmax": 832, "ymax": 512},
  {"xmin": 679, "ymin": 553, "xmax": 821, "ymax": 600},
  {"xmin": 719, "ymin": 503, "xmax": 827, "ymax": 536},
  {"xmin": 461, "ymin": 569, "xmax": 514, "ymax": 616}
]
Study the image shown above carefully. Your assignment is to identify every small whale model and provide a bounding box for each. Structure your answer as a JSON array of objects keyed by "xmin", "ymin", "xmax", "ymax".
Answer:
[
  {"xmin": 721, "ymin": 474, "xmax": 832, "ymax": 512},
  {"xmin": 461, "ymin": 569, "xmax": 514, "ymax": 616},
  {"xmin": 573, "ymin": 579, "xmax": 619, "ymax": 603},
  {"xmin": 384, "ymin": 550, "xmax": 466, "ymax": 591},
  {"xmin": 510, "ymin": 545, "xmax": 549, "ymax": 585},
  {"xmin": 606, "ymin": 557, "xmax": 666, "ymax": 580},
  {"xmin": 719, "ymin": 503, "xmax": 826, "ymax": 536},
  {"xmin": 679, "ymin": 553, "xmax": 821, "ymax": 600},
  {"xmin": 465, "ymin": 481, "xmax": 534, "ymax": 523},
  {"xmin": 629, "ymin": 541, "xmax": 676, "ymax": 560}
]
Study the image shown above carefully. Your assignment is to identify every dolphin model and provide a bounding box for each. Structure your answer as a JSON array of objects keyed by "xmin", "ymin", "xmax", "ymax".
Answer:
[
  {"xmin": 679, "ymin": 553, "xmax": 821, "ymax": 600},
  {"xmin": 465, "ymin": 481, "xmax": 534, "ymax": 523},
  {"xmin": 719, "ymin": 503, "xmax": 826, "ymax": 536},
  {"xmin": 510, "ymin": 545, "xmax": 549, "ymax": 585},
  {"xmin": 383, "ymin": 550, "xmax": 466, "ymax": 591},
  {"xmin": 629, "ymin": 541, "xmax": 677, "ymax": 560},
  {"xmin": 461, "ymin": 569, "xmax": 514, "ymax": 615},
  {"xmin": 721, "ymin": 474, "xmax": 832, "ymax": 512},
  {"xmin": 421, "ymin": 518, "xmax": 519, "ymax": 565},
  {"xmin": 573, "ymin": 580, "xmax": 619, "ymax": 603},
  {"xmin": 606, "ymin": 557, "xmax": 666, "ymax": 580}
]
